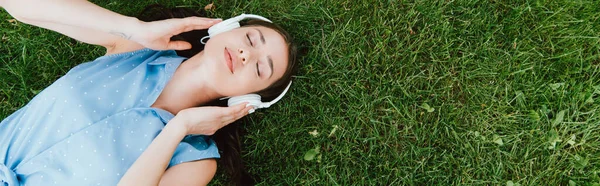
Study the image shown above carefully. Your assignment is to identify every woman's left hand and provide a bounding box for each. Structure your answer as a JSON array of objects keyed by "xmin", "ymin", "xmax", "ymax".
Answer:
[
  {"xmin": 129, "ymin": 17, "xmax": 221, "ymax": 50},
  {"xmin": 170, "ymin": 103, "xmax": 253, "ymax": 136}
]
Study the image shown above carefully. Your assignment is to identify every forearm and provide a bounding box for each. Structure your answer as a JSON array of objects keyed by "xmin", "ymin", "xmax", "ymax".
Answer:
[
  {"xmin": 118, "ymin": 121, "xmax": 188, "ymax": 186},
  {"xmin": 2, "ymin": 0, "xmax": 140, "ymax": 39}
]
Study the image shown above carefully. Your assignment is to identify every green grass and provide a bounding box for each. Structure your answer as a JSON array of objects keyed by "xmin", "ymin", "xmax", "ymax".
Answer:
[{"xmin": 2, "ymin": 0, "xmax": 600, "ymax": 185}]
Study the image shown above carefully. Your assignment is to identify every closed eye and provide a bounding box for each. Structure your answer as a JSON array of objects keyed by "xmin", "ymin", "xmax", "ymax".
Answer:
[
  {"xmin": 246, "ymin": 33, "xmax": 253, "ymax": 46},
  {"xmin": 256, "ymin": 63, "xmax": 261, "ymax": 77}
]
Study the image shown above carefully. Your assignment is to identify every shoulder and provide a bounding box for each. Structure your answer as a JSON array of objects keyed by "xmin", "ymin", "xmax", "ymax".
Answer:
[
  {"xmin": 159, "ymin": 159, "xmax": 217, "ymax": 186},
  {"xmin": 90, "ymin": 48, "xmax": 179, "ymax": 65}
]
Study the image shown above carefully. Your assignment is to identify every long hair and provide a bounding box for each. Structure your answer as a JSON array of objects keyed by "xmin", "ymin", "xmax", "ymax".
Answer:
[{"xmin": 138, "ymin": 4, "xmax": 298, "ymax": 185}]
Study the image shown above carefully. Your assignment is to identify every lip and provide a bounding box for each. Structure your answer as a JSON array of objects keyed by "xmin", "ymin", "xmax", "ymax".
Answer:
[{"xmin": 224, "ymin": 47, "xmax": 234, "ymax": 73}]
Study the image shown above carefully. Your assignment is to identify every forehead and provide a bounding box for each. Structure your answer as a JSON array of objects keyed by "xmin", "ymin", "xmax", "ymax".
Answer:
[{"xmin": 240, "ymin": 25, "xmax": 286, "ymax": 44}]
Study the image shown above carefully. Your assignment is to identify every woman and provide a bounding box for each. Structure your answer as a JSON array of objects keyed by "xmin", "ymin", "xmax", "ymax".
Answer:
[{"xmin": 0, "ymin": 0, "xmax": 297, "ymax": 185}]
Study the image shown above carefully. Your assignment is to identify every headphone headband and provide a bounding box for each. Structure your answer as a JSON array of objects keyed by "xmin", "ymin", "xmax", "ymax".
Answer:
[
  {"xmin": 226, "ymin": 81, "xmax": 293, "ymax": 112},
  {"xmin": 261, "ymin": 81, "xmax": 292, "ymax": 108},
  {"xmin": 232, "ymin": 13, "xmax": 272, "ymax": 23},
  {"xmin": 202, "ymin": 14, "xmax": 273, "ymax": 44}
]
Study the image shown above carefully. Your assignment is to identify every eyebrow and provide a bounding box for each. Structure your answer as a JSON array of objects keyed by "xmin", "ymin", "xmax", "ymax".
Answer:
[
  {"xmin": 255, "ymin": 28, "xmax": 274, "ymax": 78},
  {"xmin": 255, "ymin": 28, "xmax": 266, "ymax": 44}
]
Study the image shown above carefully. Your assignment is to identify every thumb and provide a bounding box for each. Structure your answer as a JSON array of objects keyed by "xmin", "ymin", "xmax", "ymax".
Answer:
[{"xmin": 167, "ymin": 41, "xmax": 192, "ymax": 50}]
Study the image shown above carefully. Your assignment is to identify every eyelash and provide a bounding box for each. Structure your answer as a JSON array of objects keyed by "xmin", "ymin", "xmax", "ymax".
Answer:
[
  {"xmin": 247, "ymin": 33, "xmax": 261, "ymax": 77},
  {"xmin": 256, "ymin": 63, "xmax": 261, "ymax": 77},
  {"xmin": 246, "ymin": 33, "xmax": 253, "ymax": 46}
]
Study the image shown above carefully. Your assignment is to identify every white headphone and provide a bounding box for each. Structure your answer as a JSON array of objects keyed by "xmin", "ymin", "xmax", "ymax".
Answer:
[
  {"xmin": 200, "ymin": 13, "xmax": 272, "ymax": 44},
  {"xmin": 205, "ymin": 14, "xmax": 292, "ymax": 114},
  {"xmin": 226, "ymin": 81, "xmax": 292, "ymax": 114}
]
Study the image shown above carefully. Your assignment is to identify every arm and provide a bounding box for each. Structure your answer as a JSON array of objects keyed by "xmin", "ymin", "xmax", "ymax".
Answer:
[
  {"xmin": 1, "ymin": 0, "xmax": 140, "ymax": 50},
  {"xmin": 1, "ymin": 0, "xmax": 220, "ymax": 54},
  {"xmin": 118, "ymin": 121, "xmax": 215, "ymax": 186},
  {"xmin": 118, "ymin": 104, "xmax": 252, "ymax": 186},
  {"xmin": 15, "ymin": 19, "xmax": 141, "ymax": 54}
]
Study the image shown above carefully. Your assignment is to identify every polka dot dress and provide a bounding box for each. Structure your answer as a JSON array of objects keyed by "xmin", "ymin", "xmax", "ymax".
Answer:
[{"xmin": 0, "ymin": 49, "xmax": 220, "ymax": 186}]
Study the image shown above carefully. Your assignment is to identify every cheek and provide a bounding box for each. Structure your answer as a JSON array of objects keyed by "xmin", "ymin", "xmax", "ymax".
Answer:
[
  {"xmin": 209, "ymin": 72, "xmax": 249, "ymax": 95},
  {"xmin": 231, "ymin": 77, "xmax": 257, "ymax": 92},
  {"xmin": 221, "ymin": 78, "xmax": 269, "ymax": 96}
]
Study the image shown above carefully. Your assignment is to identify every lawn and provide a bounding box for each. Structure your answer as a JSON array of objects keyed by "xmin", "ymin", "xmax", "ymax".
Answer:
[{"xmin": 1, "ymin": 0, "xmax": 599, "ymax": 185}]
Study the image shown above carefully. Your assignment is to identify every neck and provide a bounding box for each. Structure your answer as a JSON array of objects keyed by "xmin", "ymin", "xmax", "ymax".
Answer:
[{"xmin": 151, "ymin": 56, "xmax": 220, "ymax": 115}]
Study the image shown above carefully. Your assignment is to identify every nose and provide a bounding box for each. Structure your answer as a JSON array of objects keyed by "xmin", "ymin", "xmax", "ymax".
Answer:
[{"xmin": 238, "ymin": 48, "xmax": 255, "ymax": 65}]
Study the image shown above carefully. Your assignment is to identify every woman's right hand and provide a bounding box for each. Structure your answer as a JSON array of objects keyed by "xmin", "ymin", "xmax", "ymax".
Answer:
[
  {"xmin": 171, "ymin": 103, "xmax": 252, "ymax": 135},
  {"xmin": 129, "ymin": 17, "xmax": 222, "ymax": 51}
]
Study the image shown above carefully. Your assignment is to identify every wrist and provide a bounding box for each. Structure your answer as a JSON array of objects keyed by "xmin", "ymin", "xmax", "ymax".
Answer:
[
  {"xmin": 164, "ymin": 117, "xmax": 189, "ymax": 138},
  {"xmin": 111, "ymin": 16, "xmax": 144, "ymax": 40}
]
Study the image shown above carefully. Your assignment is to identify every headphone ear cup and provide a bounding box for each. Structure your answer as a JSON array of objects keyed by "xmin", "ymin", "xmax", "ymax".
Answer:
[{"xmin": 227, "ymin": 94, "xmax": 262, "ymax": 108}]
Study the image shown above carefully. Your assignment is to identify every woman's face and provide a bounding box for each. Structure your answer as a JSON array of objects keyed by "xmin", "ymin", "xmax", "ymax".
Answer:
[{"xmin": 198, "ymin": 25, "xmax": 289, "ymax": 97}]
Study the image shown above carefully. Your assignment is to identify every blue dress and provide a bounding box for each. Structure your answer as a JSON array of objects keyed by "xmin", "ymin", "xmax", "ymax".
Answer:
[{"xmin": 0, "ymin": 49, "xmax": 220, "ymax": 186}]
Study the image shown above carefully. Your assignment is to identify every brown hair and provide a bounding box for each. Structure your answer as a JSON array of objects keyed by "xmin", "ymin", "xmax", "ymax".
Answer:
[{"xmin": 138, "ymin": 4, "xmax": 299, "ymax": 185}]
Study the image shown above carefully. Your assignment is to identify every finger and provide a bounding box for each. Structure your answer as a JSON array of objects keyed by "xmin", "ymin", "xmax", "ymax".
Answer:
[
  {"xmin": 228, "ymin": 106, "xmax": 250, "ymax": 121},
  {"xmin": 172, "ymin": 18, "xmax": 220, "ymax": 35},
  {"xmin": 219, "ymin": 103, "xmax": 247, "ymax": 123},
  {"xmin": 225, "ymin": 103, "xmax": 248, "ymax": 116},
  {"xmin": 234, "ymin": 104, "xmax": 253, "ymax": 120},
  {"xmin": 186, "ymin": 16, "xmax": 222, "ymax": 22},
  {"xmin": 242, "ymin": 105, "xmax": 254, "ymax": 114},
  {"xmin": 166, "ymin": 41, "xmax": 192, "ymax": 50},
  {"xmin": 222, "ymin": 107, "xmax": 250, "ymax": 126},
  {"xmin": 182, "ymin": 24, "xmax": 214, "ymax": 33},
  {"xmin": 183, "ymin": 17, "xmax": 222, "ymax": 28},
  {"xmin": 182, "ymin": 26, "xmax": 196, "ymax": 33},
  {"xmin": 236, "ymin": 106, "xmax": 253, "ymax": 118},
  {"xmin": 164, "ymin": 18, "xmax": 214, "ymax": 36}
]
